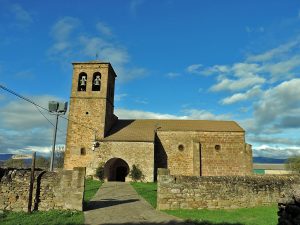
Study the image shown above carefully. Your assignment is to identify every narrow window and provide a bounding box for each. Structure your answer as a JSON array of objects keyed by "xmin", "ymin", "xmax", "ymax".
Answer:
[
  {"xmin": 78, "ymin": 72, "xmax": 87, "ymax": 91},
  {"xmin": 92, "ymin": 72, "xmax": 101, "ymax": 91},
  {"xmin": 80, "ymin": 147, "xmax": 86, "ymax": 155}
]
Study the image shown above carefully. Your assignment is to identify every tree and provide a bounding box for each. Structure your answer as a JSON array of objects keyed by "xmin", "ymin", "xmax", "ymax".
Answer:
[
  {"xmin": 35, "ymin": 156, "xmax": 50, "ymax": 169},
  {"xmin": 55, "ymin": 149, "xmax": 65, "ymax": 168},
  {"xmin": 4, "ymin": 159, "xmax": 25, "ymax": 168},
  {"xmin": 129, "ymin": 164, "xmax": 144, "ymax": 181},
  {"xmin": 285, "ymin": 156, "xmax": 300, "ymax": 173},
  {"xmin": 95, "ymin": 162, "xmax": 105, "ymax": 181}
]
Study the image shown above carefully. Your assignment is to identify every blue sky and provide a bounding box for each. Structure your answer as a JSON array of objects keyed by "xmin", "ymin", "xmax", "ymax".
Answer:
[{"xmin": 1, "ymin": 0, "xmax": 300, "ymax": 159}]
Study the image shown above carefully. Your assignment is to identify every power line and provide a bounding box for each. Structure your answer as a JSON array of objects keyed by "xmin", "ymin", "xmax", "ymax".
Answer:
[
  {"xmin": 34, "ymin": 105, "xmax": 66, "ymax": 135},
  {"xmin": 0, "ymin": 84, "xmax": 97, "ymax": 134}
]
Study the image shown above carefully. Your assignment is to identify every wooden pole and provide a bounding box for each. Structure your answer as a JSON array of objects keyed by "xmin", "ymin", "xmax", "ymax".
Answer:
[{"xmin": 28, "ymin": 152, "xmax": 36, "ymax": 213}]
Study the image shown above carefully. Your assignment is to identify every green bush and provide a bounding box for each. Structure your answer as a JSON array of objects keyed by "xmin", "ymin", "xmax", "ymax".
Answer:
[
  {"xmin": 129, "ymin": 164, "xmax": 144, "ymax": 181},
  {"xmin": 285, "ymin": 156, "xmax": 300, "ymax": 173},
  {"xmin": 95, "ymin": 163, "xmax": 105, "ymax": 181}
]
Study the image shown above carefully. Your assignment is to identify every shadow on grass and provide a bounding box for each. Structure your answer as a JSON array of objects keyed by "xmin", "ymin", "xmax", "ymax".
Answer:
[
  {"xmin": 84, "ymin": 199, "xmax": 140, "ymax": 211},
  {"xmin": 93, "ymin": 221, "xmax": 244, "ymax": 225}
]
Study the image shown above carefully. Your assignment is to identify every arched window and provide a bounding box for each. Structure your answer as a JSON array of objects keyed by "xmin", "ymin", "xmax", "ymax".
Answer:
[
  {"xmin": 78, "ymin": 72, "xmax": 87, "ymax": 91},
  {"xmin": 92, "ymin": 72, "xmax": 101, "ymax": 91}
]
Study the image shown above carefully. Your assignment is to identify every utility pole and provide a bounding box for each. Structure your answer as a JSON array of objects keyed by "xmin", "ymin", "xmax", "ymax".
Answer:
[{"xmin": 48, "ymin": 101, "xmax": 68, "ymax": 172}]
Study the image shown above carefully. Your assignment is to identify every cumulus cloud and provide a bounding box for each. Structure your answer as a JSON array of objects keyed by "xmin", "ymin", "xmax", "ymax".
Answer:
[
  {"xmin": 48, "ymin": 17, "xmax": 147, "ymax": 82},
  {"xmin": 186, "ymin": 64, "xmax": 203, "ymax": 75},
  {"xmin": 211, "ymin": 75, "xmax": 265, "ymax": 92},
  {"xmin": 247, "ymin": 39, "xmax": 300, "ymax": 62},
  {"xmin": 254, "ymin": 78, "xmax": 300, "ymax": 125},
  {"xmin": 221, "ymin": 85, "xmax": 262, "ymax": 105},
  {"xmin": 10, "ymin": 3, "xmax": 33, "ymax": 27},
  {"xmin": 130, "ymin": 0, "xmax": 145, "ymax": 15},
  {"xmin": 115, "ymin": 108, "xmax": 231, "ymax": 120},
  {"xmin": 166, "ymin": 72, "xmax": 180, "ymax": 78},
  {"xmin": 96, "ymin": 22, "xmax": 113, "ymax": 36},
  {"xmin": 0, "ymin": 95, "xmax": 67, "ymax": 154},
  {"xmin": 252, "ymin": 144, "xmax": 300, "ymax": 159}
]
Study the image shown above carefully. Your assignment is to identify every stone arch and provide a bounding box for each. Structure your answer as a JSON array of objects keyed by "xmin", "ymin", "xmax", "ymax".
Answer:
[{"xmin": 104, "ymin": 158, "xmax": 130, "ymax": 182}]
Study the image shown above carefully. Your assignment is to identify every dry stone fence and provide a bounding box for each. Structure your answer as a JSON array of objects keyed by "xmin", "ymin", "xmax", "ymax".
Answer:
[
  {"xmin": 157, "ymin": 168, "xmax": 300, "ymax": 210},
  {"xmin": 0, "ymin": 167, "xmax": 85, "ymax": 212}
]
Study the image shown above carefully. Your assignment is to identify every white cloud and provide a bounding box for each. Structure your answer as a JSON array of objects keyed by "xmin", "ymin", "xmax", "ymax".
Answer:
[
  {"xmin": 51, "ymin": 17, "xmax": 80, "ymax": 41},
  {"xmin": 245, "ymin": 26, "xmax": 264, "ymax": 33},
  {"xmin": 115, "ymin": 108, "xmax": 231, "ymax": 120},
  {"xmin": 166, "ymin": 72, "xmax": 180, "ymax": 78},
  {"xmin": 0, "ymin": 95, "xmax": 67, "ymax": 154},
  {"xmin": 247, "ymin": 39, "xmax": 300, "ymax": 62},
  {"xmin": 96, "ymin": 22, "xmax": 113, "ymax": 36},
  {"xmin": 221, "ymin": 85, "xmax": 262, "ymax": 105},
  {"xmin": 115, "ymin": 93, "xmax": 128, "ymax": 102},
  {"xmin": 186, "ymin": 64, "xmax": 203, "ymax": 75},
  {"xmin": 48, "ymin": 17, "xmax": 147, "ymax": 82},
  {"xmin": 253, "ymin": 144, "xmax": 300, "ymax": 159},
  {"xmin": 130, "ymin": 0, "xmax": 145, "ymax": 15},
  {"xmin": 254, "ymin": 78, "xmax": 300, "ymax": 125},
  {"xmin": 10, "ymin": 3, "xmax": 33, "ymax": 26},
  {"xmin": 211, "ymin": 75, "xmax": 265, "ymax": 92}
]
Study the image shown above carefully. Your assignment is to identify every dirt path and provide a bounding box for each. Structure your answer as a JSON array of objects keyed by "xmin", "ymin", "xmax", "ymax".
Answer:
[{"xmin": 84, "ymin": 182, "xmax": 189, "ymax": 225}]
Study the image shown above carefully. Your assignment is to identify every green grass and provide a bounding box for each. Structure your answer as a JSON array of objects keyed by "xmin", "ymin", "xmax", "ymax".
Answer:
[
  {"xmin": 166, "ymin": 205, "xmax": 278, "ymax": 225},
  {"xmin": 0, "ymin": 210, "xmax": 83, "ymax": 225},
  {"xmin": 84, "ymin": 179, "xmax": 102, "ymax": 203},
  {"xmin": 131, "ymin": 182, "xmax": 278, "ymax": 225},
  {"xmin": 131, "ymin": 182, "xmax": 157, "ymax": 208},
  {"xmin": 0, "ymin": 178, "xmax": 102, "ymax": 225}
]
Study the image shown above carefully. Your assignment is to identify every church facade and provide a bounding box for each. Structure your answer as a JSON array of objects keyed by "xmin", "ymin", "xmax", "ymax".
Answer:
[{"xmin": 64, "ymin": 61, "xmax": 253, "ymax": 182}]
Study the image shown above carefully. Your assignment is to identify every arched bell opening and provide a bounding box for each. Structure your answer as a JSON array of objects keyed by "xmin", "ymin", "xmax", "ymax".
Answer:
[
  {"xmin": 92, "ymin": 72, "xmax": 101, "ymax": 91},
  {"xmin": 104, "ymin": 158, "xmax": 129, "ymax": 182},
  {"xmin": 78, "ymin": 72, "xmax": 87, "ymax": 91}
]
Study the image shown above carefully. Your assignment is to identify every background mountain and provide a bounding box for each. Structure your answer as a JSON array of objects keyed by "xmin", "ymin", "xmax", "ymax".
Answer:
[{"xmin": 253, "ymin": 157, "xmax": 287, "ymax": 164}]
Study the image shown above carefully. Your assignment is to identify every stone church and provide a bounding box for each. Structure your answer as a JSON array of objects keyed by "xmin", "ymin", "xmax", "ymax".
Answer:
[{"xmin": 64, "ymin": 61, "xmax": 253, "ymax": 182}]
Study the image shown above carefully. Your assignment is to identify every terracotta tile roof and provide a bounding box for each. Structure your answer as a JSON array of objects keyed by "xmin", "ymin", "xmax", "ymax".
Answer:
[{"xmin": 103, "ymin": 119, "xmax": 244, "ymax": 142}]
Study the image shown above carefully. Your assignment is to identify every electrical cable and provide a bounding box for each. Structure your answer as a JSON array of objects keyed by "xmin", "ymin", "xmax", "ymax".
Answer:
[{"xmin": 0, "ymin": 84, "xmax": 98, "ymax": 134}]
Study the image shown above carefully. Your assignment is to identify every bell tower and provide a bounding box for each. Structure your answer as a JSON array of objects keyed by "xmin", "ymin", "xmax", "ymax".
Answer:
[{"xmin": 64, "ymin": 61, "xmax": 117, "ymax": 169}]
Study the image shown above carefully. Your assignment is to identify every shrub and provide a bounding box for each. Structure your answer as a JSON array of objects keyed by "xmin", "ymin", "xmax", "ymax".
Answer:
[
  {"xmin": 285, "ymin": 156, "xmax": 300, "ymax": 173},
  {"xmin": 95, "ymin": 163, "xmax": 105, "ymax": 181},
  {"xmin": 129, "ymin": 164, "xmax": 144, "ymax": 181}
]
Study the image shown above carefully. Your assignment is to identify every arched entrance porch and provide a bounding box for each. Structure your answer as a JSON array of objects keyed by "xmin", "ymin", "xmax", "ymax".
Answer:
[{"xmin": 104, "ymin": 158, "xmax": 129, "ymax": 182}]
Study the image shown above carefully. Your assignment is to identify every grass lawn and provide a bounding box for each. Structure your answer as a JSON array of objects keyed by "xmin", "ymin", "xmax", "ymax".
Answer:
[
  {"xmin": 131, "ymin": 182, "xmax": 278, "ymax": 225},
  {"xmin": 166, "ymin": 206, "xmax": 278, "ymax": 225},
  {"xmin": 84, "ymin": 178, "xmax": 103, "ymax": 203},
  {"xmin": 0, "ymin": 210, "xmax": 83, "ymax": 225},
  {"xmin": 0, "ymin": 178, "xmax": 102, "ymax": 225},
  {"xmin": 130, "ymin": 182, "xmax": 157, "ymax": 208}
]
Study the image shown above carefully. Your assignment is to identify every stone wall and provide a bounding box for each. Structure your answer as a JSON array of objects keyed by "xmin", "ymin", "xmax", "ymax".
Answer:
[
  {"xmin": 92, "ymin": 141, "xmax": 154, "ymax": 182},
  {"xmin": 157, "ymin": 168, "xmax": 300, "ymax": 210},
  {"xmin": 278, "ymin": 190, "xmax": 300, "ymax": 225},
  {"xmin": 156, "ymin": 131, "xmax": 252, "ymax": 177},
  {"xmin": 64, "ymin": 62, "xmax": 116, "ymax": 170},
  {"xmin": 0, "ymin": 167, "xmax": 85, "ymax": 212}
]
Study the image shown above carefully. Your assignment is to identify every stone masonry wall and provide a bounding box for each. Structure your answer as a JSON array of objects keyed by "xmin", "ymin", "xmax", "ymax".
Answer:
[
  {"xmin": 157, "ymin": 131, "xmax": 252, "ymax": 177},
  {"xmin": 64, "ymin": 62, "xmax": 116, "ymax": 170},
  {"xmin": 91, "ymin": 141, "xmax": 154, "ymax": 182},
  {"xmin": 157, "ymin": 169, "xmax": 300, "ymax": 210},
  {"xmin": 0, "ymin": 167, "xmax": 85, "ymax": 212}
]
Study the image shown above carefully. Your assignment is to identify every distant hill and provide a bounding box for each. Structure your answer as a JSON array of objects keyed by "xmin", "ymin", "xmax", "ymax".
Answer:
[
  {"xmin": 0, "ymin": 154, "xmax": 14, "ymax": 161},
  {"xmin": 253, "ymin": 157, "xmax": 287, "ymax": 164}
]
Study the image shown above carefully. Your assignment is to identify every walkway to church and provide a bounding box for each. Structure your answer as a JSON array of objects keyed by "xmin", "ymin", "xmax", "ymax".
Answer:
[{"xmin": 84, "ymin": 182, "xmax": 191, "ymax": 225}]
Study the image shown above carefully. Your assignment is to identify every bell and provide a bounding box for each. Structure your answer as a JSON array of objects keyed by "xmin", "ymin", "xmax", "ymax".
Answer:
[
  {"xmin": 80, "ymin": 76, "xmax": 87, "ymax": 86},
  {"xmin": 94, "ymin": 75, "xmax": 101, "ymax": 86}
]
